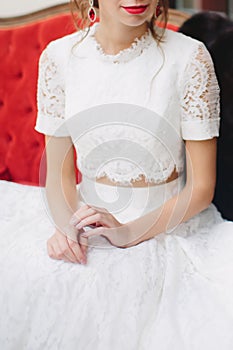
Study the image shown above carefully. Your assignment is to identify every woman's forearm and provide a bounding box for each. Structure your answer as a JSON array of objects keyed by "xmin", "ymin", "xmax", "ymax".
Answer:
[
  {"xmin": 125, "ymin": 183, "xmax": 213, "ymax": 246},
  {"xmin": 45, "ymin": 174, "xmax": 78, "ymax": 241}
]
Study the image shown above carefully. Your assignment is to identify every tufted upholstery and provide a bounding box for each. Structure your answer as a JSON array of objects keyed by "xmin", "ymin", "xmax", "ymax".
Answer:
[
  {"xmin": 0, "ymin": 8, "xmax": 185, "ymax": 186},
  {"xmin": 0, "ymin": 13, "xmax": 76, "ymax": 185}
]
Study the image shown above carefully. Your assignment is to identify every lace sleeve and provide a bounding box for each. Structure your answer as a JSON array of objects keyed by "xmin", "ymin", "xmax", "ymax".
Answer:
[
  {"xmin": 35, "ymin": 44, "xmax": 69, "ymax": 137},
  {"xmin": 180, "ymin": 42, "xmax": 220, "ymax": 140}
]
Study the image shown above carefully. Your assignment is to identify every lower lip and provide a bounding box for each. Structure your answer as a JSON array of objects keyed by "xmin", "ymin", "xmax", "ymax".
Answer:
[{"xmin": 122, "ymin": 6, "xmax": 148, "ymax": 14}]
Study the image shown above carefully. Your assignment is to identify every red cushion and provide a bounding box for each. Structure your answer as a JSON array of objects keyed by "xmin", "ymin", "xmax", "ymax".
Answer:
[
  {"xmin": 0, "ymin": 15, "xmax": 178, "ymax": 186},
  {"xmin": 0, "ymin": 14, "xmax": 76, "ymax": 185}
]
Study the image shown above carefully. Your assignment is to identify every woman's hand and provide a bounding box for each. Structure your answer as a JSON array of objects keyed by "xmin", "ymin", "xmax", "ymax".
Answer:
[
  {"xmin": 70, "ymin": 204, "xmax": 122, "ymax": 230},
  {"xmin": 70, "ymin": 204, "xmax": 135, "ymax": 248},
  {"xmin": 79, "ymin": 225, "xmax": 136, "ymax": 248},
  {"xmin": 47, "ymin": 228, "xmax": 88, "ymax": 264}
]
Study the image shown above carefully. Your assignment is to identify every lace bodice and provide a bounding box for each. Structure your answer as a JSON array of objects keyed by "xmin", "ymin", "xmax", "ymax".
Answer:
[{"xmin": 35, "ymin": 23, "xmax": 220, "ymax": 185}]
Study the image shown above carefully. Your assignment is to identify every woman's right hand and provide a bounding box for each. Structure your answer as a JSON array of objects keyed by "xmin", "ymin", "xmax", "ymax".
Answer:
[{"xmin": 47, "ymin": 228, "xmax": 88, "ymax": 264}]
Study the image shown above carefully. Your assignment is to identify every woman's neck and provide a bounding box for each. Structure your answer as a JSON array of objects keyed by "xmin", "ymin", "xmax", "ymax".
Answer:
[{"xmin": 94, "ymin": 21, "xmax": 149, "ymax": 56}]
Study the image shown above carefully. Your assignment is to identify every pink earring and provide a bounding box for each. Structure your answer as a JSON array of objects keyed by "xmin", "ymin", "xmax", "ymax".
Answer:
[
  {"xmin": 88, "ymin": 0, "xmax": 97, "ymax": 22},
  {"xmin": 155, "ymin": 0, "xmax": 162, "ymax": 18}
]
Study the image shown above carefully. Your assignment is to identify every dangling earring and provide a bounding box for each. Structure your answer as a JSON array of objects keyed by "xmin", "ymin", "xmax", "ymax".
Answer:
[
  {"xmin": 155, "ymin": 0, "xmax": 162, "ymax": 18},
  {"xmin": 87, "ymin": 0, "xmax": 97, "ymax": 22}
]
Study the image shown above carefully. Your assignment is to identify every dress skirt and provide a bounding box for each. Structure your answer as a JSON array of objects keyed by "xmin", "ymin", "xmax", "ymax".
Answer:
[{"xmin": 0, "ymin": 177, "xmax": 233, "ymax": 350}]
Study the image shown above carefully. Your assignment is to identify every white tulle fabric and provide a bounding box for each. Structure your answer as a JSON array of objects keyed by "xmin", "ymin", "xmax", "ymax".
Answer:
[
  {"xmin": 1, "ymin": 179, "xmax": 233, "ymax": 350},
  {"xmin": 35, "ymin": 23, "xmax": 220, "ymax": 185}
]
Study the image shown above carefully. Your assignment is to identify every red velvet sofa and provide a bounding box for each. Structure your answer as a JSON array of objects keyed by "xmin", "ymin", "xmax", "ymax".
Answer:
[{"xmin": 0, "ymin": 6, "xmax": 189, "ymax": 186}]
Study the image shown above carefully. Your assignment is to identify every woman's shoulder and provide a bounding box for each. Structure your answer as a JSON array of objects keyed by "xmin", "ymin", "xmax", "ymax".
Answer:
[
  {"xmin": 161, "ymin": 27, "xmax": 207, "ymax": 61},
  {"xmin": 41, "ymin": 28, "xmax": 87, "ymax": 60}
]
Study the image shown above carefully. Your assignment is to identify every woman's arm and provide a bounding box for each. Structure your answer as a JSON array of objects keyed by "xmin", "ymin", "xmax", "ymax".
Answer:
[
  {"xmin": 45, "ymin": 135, "xmax": 87, "ymax": 263},
  {"xmin": 125, "ymin": 138, "xmax": 217, "ymax": 246}
]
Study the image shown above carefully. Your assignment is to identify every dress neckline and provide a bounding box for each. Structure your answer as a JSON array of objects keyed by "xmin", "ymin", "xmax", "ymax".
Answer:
[{"xmin": 88, "ymin": 22, "xmax": 155, "ymax": 64}]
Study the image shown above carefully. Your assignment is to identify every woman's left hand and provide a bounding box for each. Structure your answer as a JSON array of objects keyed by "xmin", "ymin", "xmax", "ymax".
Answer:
[{"xmin": 70, "ymin": 204, "xmax": 133, "ymax": 248}]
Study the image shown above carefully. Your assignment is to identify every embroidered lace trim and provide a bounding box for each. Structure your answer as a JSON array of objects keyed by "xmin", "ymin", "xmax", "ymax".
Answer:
[
  {"xmin": 37, "ymin": 48, "xmax": 65, "ymax": 120},
  {"xmin": 90, "ymin": 23, "xmax": 154, "ymax": 64},
  {"xmin": 181, "ymin": 43, "xmax": 220, "ymax": 124},
  {"xmin": 79, "ymin": 161, "xmax": 177, "ymax": 186},
  {"xmin": 75, "ymin": 124, "xmax": 183, "ymax": 185}
]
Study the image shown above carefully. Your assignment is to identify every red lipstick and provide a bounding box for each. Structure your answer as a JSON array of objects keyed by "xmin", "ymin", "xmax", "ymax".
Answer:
[{"xmin": 122, "ymin": 5, "xmax": 148, "ymax": 15}]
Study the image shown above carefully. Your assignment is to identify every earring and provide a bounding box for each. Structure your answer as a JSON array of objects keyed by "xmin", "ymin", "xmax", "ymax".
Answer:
[
  {"xmin": 88, "ymin": 0, "xmax": 97, "ymax": 22},
  {"xmin": 155, "ymin": 0, "xmax": 162, "ymax": 18}
]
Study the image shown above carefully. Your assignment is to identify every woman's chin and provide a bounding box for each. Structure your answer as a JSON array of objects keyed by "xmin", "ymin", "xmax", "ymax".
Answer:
[{"xmin": 117, "ymin": 17, "xmax": 150, "ymax": 28}]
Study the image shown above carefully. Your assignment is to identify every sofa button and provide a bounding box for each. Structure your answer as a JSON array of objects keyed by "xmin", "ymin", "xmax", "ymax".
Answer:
[
  {"xmin": 16, "ymin": 71, "xmax": 23, "ymax": 79},
  {"xmin": 32, "ymin": 141, "xmax": 40, "ymax": 148},
  {"xmin": 25, "ymin": 106, "xmax": 33, "ymax": 113},
  {"xmin": 6, "ymin": 134, "xmax": 13, "ymax": 142}
]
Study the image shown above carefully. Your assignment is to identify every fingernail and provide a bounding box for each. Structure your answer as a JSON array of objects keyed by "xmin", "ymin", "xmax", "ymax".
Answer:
[{"xmin": 80, "ymin": 259, "xmax": 86, "ymax": 265}]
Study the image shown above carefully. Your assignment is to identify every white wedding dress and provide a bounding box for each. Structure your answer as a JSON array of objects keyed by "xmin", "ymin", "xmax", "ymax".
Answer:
[{"xmin": 1, "ymin": 23, "xmax": 233, "ymax": 350}]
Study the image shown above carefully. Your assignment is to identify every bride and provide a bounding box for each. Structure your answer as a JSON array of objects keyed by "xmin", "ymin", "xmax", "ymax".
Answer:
[{"xmin": 1, "ymin": 0, "xmax": 233, "ymax": 349}]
